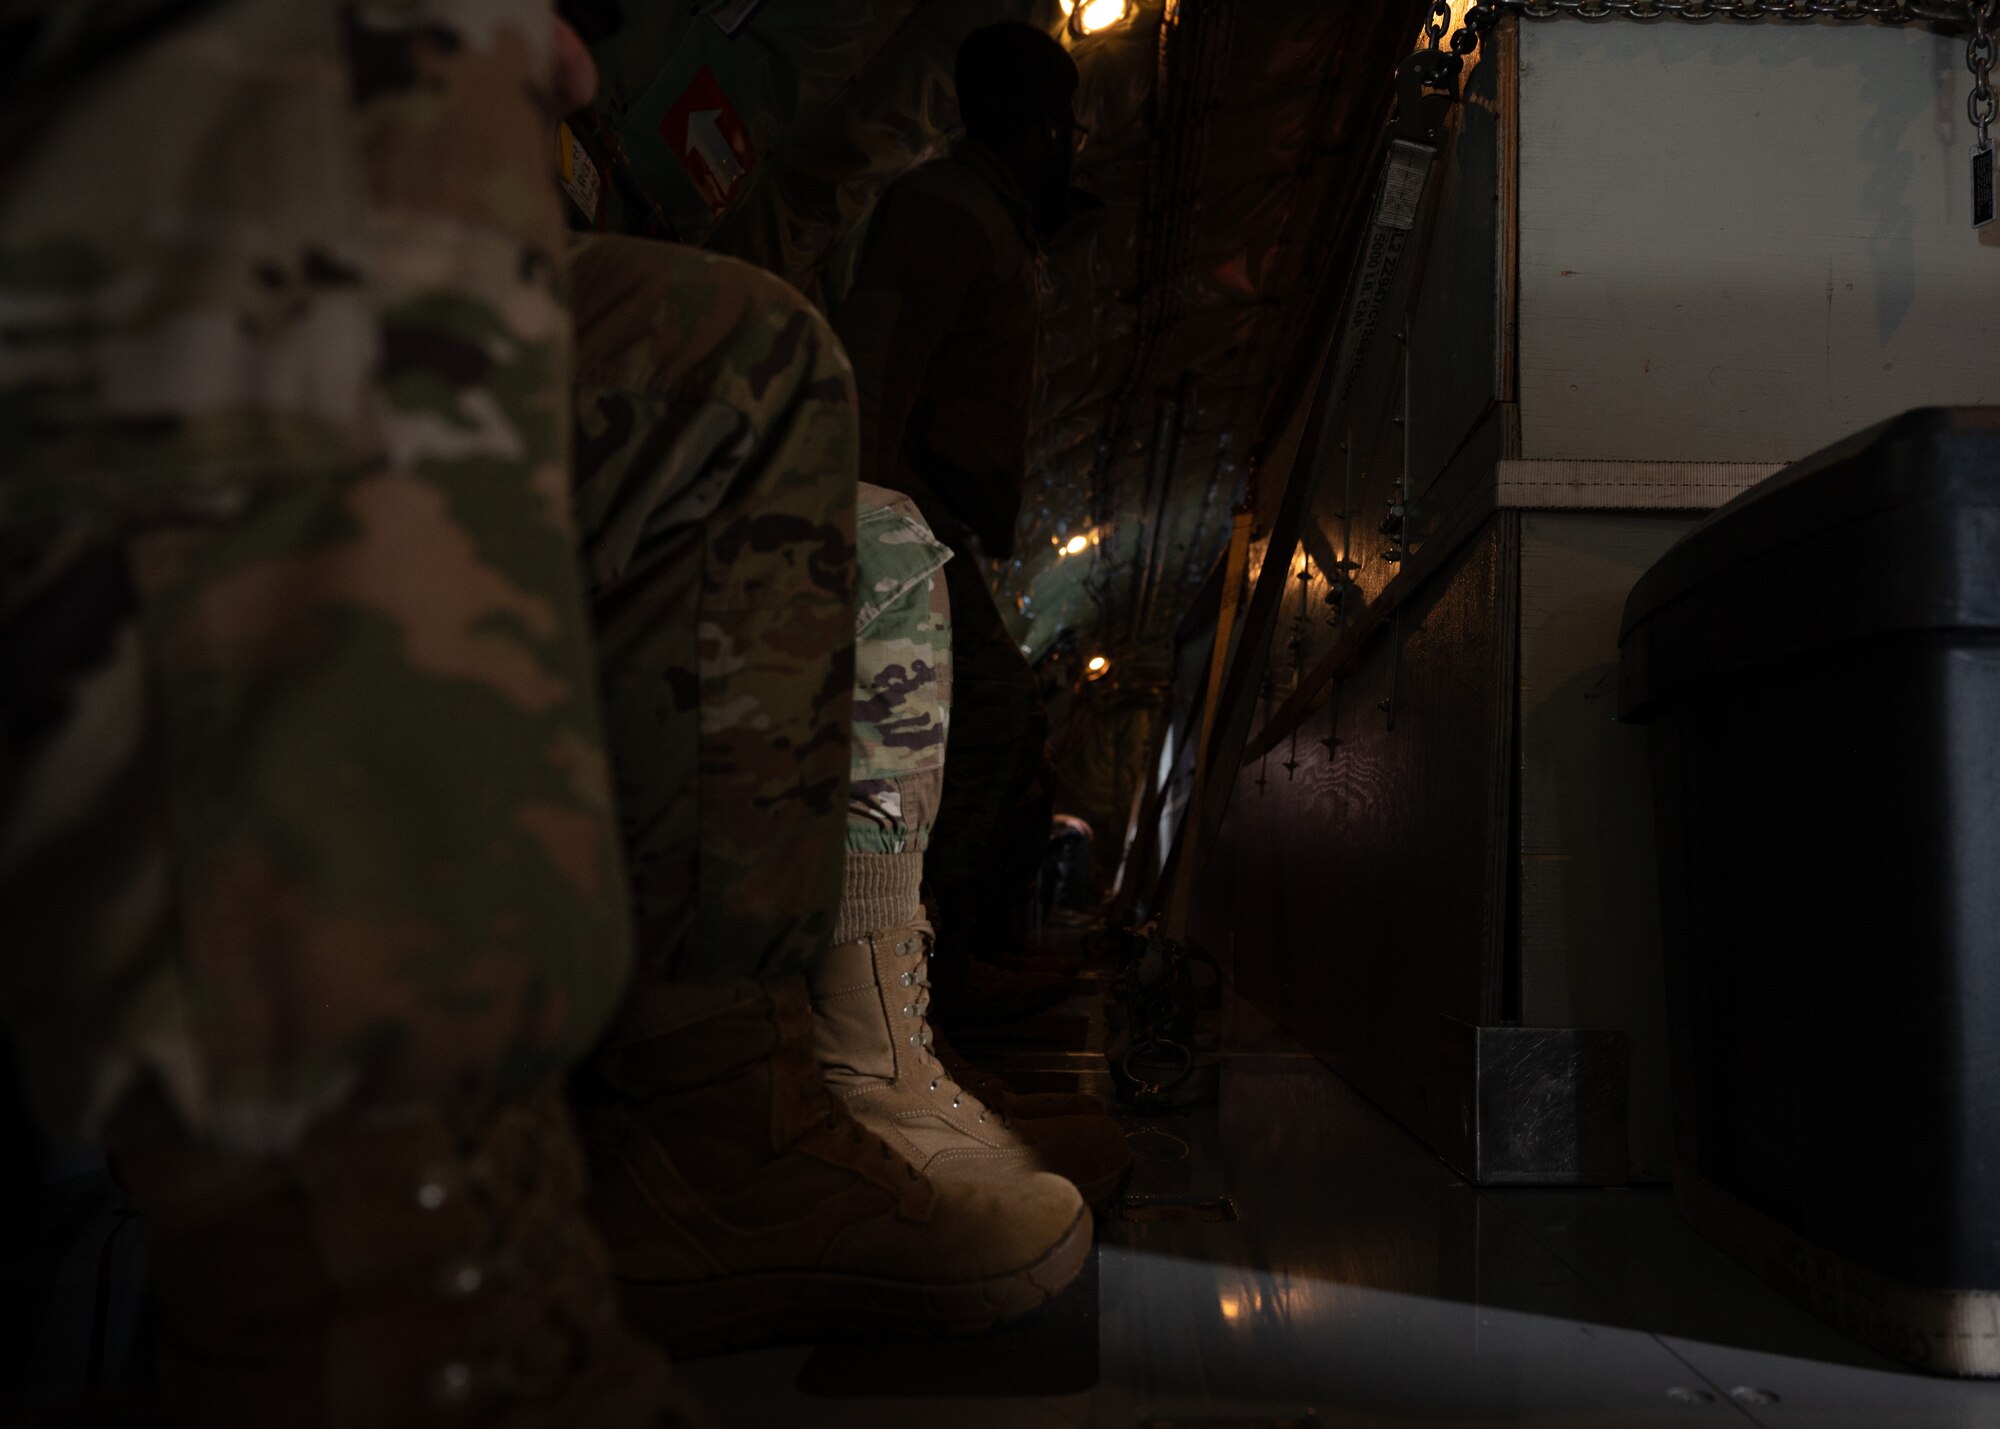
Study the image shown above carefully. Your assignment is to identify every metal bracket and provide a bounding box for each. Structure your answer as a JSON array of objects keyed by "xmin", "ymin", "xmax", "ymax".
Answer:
[{"xmin": 1438, "ymin": 1018, "xmax": 1631, "ymax": 1185}]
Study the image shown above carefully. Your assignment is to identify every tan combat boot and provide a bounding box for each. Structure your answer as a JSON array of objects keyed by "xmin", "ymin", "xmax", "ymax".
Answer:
[
  {"xmin": 810, "ymin": 922, "xmax": 1131, "ymax": 1210},
  {"xmin": 116, "ymin": 1093, "xmax": 684, "ymax": 1429},
  {"xmin": 575, "ymin": 977, "xmax": 1089, "ymax": 1358}
]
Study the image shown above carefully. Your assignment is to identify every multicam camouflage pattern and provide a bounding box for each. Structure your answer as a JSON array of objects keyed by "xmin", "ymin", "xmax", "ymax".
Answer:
[
  {"xmin": 567, "ymin": 233, "xmax": 857, "ymax": 984},
  {"xmin": 848, "ymin": 483, "xmax": 951, "ymax": 858},
  {"xmin": 0, "ymin": 0, "xmax": 632, "ymax": 1151}
]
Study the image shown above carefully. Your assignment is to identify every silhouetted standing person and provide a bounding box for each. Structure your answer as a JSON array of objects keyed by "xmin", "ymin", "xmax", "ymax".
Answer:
[{"xmin": 832, "ymin": 22, "xmax": 1085, "ymax": 1025}]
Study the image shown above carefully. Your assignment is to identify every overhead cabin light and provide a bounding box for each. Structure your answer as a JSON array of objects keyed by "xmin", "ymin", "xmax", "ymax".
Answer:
[
  {"xmin": 1072, "ymin": 0, "xmax": 1130, "ymax": 36},
  {"xmin": 1086, "ymin": 655, "xmax": 1110, "ymax": 676},
  {"xmin": 1063, "ymin": 534, "xmax": 1091, "ymax": 556}
]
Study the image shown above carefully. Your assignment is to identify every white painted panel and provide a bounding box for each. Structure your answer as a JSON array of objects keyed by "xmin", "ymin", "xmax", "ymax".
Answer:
[
  {"xmin": 1518, "ymin": 512, "xmax": 1700, "ymax": 1181},
  {"xmin": 1518, "ymin": 24, "xmax": 2000, "ymax": 463}
]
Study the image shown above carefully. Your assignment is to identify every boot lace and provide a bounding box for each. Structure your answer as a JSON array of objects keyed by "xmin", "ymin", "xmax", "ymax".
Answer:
[{"xmin": 888, "ymin": 926, "xmax": 1008, "ymax": 1129}]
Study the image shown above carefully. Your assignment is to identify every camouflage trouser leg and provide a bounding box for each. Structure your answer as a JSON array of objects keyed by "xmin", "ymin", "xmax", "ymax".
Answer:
[
  {"xmin": 567, "ymin": 235, "xmax": 857, "ymax": 984},
  {"xmin": 834, "ymin": 485, "xmax": 952, "ymax": 943},
  {"xmin": 0, "ymin": 1, "xmax": 631, "ymax": 1152},
  {"xmin": 927, "ymin": 550, "xmax": 1049, "ymax": 960}
]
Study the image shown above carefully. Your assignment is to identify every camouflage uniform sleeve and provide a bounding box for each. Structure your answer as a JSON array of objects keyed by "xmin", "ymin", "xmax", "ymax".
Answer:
[{"xmin": 0, "ymin": 0, "xmax": 631, "ymax": 1151}]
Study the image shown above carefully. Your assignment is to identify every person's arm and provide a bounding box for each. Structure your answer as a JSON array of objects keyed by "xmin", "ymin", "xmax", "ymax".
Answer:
[{"xmin": 831, "ymin": 189, "xmax": 991, "ymax": 539}]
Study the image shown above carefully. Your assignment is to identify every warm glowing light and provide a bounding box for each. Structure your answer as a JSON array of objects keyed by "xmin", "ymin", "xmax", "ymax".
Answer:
[
  {"xmin": 1059, "ymin": 0, "xmax": 1077, "ymax": 12},
  {"xmin": 1418, "ymin": 0, "xmax": 1488, "ymax": 84},
  {"xmin": 1219, "ymin": 1295, "xmax": 1242, "ymax": 1322},
  {"xmin": 1076, "ymin": 0, "xmax": 1128, "ymax": 34},
  {"xmin": 1063, "ymin": 534, "xmax": 1090, "ymax": 556},
  {"xmin": 1087, "ymin": 655, "xmax": 1108, "ymax": 673}
]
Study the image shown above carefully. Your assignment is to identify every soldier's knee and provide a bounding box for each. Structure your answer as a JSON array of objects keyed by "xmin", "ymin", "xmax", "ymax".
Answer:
[{"xmin": 569, "ymin": 235, "xmax": 853, "ymax": 414}]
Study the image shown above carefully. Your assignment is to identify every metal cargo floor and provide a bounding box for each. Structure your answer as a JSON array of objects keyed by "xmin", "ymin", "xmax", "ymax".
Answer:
[{"xmin": 676, "ymin": 980, "xmax": 2000, "ymax": 1428}]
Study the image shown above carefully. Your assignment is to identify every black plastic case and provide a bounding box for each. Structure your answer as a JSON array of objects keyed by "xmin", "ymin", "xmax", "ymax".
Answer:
[{"xmin": 1621, "ymin": 408, "xmax": 2000, "ymax": 1320}]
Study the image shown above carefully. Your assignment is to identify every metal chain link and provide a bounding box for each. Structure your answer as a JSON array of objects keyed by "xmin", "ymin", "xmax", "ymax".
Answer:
[
  {"xmin": 1442, "ymin": 0, "xmax": 1995, "ymax": 220},
  {"xmin": 1970, "ymin": 0, "xmax": 1997, "ymax": 142},
  {"xmin": 1426, "ymin": 1, "xmax": 1503, "ymax": 54},
  {"xmin": 1423, "ymin": 1, "xmax": 1452, "ymax": 48},
  {"xmin": 1500, "ymin": 0, "xmax": 1968, "ymax": 23}
]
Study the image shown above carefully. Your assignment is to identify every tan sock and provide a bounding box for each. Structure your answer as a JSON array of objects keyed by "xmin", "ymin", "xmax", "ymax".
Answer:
[{"xmin": 833, "ymin": 849, "xmax": 924, "ymax": 944}]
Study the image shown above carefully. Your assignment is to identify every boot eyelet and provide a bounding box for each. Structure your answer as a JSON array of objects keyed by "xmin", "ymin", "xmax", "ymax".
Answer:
[
  {"xmin": 951, "ymin": 1095, "xmax": 961, "ymax": 1109},
  {"xmin": 929, "ymin": 1079, "xmax": 940, "ymax": 1092},
  {"xmin": 901, "ymin": 1004, "xmax": 914, "ymax": 1018},
  {"xmin": 899, "ymin": 972, "xmax": 915, "ymax": 987}
]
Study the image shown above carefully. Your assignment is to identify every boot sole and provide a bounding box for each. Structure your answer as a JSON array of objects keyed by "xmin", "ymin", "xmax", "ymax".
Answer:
[{"xmin": 615, "ymin": 1203, "xmax": 1093, "ymax": 1359}]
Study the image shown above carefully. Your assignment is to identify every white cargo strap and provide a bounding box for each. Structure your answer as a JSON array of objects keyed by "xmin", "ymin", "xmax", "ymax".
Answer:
[{"xmin": 1329, "ymin": 137, "xmax": 1436, "ymax": 405}]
